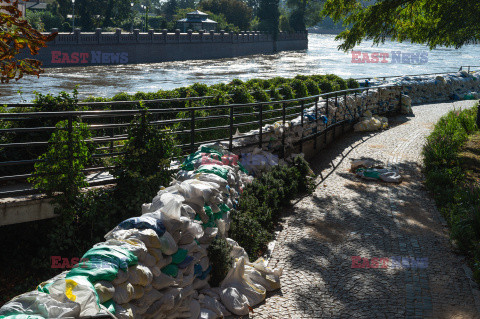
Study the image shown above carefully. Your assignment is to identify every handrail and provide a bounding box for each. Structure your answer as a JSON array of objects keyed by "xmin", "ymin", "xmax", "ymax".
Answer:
[{"xmin": 0, "ymin": 83, "xmax": 404, "ymax": 198}]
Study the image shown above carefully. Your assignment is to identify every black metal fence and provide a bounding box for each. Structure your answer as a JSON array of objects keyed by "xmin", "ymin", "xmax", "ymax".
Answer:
[{"xmin": 0, "ymin": 84, "xmax": 406, "ymax": 198}]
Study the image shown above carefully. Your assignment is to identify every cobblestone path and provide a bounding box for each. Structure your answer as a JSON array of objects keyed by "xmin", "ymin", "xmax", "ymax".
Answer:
[{"xmin": 251, "ymin": 100, "xmax": 480, "ymax": 318}]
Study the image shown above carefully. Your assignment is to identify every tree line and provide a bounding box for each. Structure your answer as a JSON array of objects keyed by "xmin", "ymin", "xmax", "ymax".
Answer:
[{"xmin": 26, "ymin": 0, "xmax": 324, "ymax": 33}]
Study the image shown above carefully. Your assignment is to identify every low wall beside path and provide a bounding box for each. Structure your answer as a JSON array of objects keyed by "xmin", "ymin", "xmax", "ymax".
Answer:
[{"xmin": 28, "ymin": 29, "xmax": 308, "ymax": 67}]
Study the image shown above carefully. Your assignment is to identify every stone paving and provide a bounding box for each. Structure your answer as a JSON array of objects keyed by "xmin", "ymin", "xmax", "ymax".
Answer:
[{"xmin": 250, "ymin": 100, "xmax": 480, "ymax": 318}]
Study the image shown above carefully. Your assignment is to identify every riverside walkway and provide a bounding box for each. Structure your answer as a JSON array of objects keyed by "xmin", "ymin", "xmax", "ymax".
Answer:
[{"xmin": 251, "ymin": 100, "xmax": 480, "ymax": 318}]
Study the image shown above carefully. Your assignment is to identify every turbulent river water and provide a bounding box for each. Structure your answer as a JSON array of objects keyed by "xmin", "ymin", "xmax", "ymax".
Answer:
[{"xmin": 2, "ymin": 33, "xmax": 480, "ymax": 103}]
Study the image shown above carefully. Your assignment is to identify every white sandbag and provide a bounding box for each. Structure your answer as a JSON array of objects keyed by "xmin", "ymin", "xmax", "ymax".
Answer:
[
  {"xmin": 219, "ymin": 287, "xmax": 249, "ymax": 316},
  {"xmin": 103, "ymin": 238, "xmax": 148, "ymax": 261},
  {"xmin": 128, "ymin": 264, "xmax": 153, "ymax": 286},
  {"xmin": 199, "ymin": 308, "xmax": 218, "ymax": 319},
  {"xmin": 180, "ymin": 204, "xmax": 197, "ymax": 219},
  {"xmin": 48, "ymin": 275, "xmax": 100, "ymax": 317},
  {"xmin": 134, "ymin": 289, "xmax": 164, "ymax": 311},
  {"xmin": 150, "ymin": 266, "xmax": 162, "ymax": 277},
  {"xmin": 144, "ymin": 284, "xmax": 153, "ymax": 292},
  {"xmin": 220, "ymin": 257, "xmax": 266, "ymax": 307},
  {"xmin": 142, "ymin": 252, "xmax": 157, "ymax": 268},
  {"xmin": 198, "ymin": 294, "xmax": 224, "ymax": 317},
  {"xmin": 94, "ymin": 281, "xmax": 115, "ymax": 303},
  {"xmin": 115, "ymin": 303, "xmax": 135, "ymax": 319},
  {"xmin": 132, "ymin": 285, "xmax": 145, "ymax": 300},
  {"xmin": 198, "ymin": 227, "xmax": 218, "ymax": 245},
  {"xmin": 226, "ymin": 238, "xmax": 249, "ymax": 261},
  {"xmin": 0, "ymin": 290, "xmax": 81, "ymax": 318},
  {"xmin": 105, "ymin": 229, "xmax": 162, "ymax": 249},
  {"xmin": 157, "ymin": 255, "xmax": 172, "ymax": 270},
  {"xmin": 189, "ymin": 299, "xmax": 201, "ymax": 319},
  {"xmin": 152, "ymin": 273, "xmax": 175, "ymax": 290},
  {"xmin": 245, "ymin": 258, "xmax": 282, "ymax": 291},
  {"xmin": 159, "ymin": 231, "xmax": 178, "ymax": 255},
  {"xmin": 113, "ymin": 282, "xmax": 135, "ymax": 304},
  {"xmin": 113, "ymin": 269, "xmax": 129, "ymax": 285},
  {"xmin": 148, "ymin": 247, "xmax": 165, "ymax": 263},
  {"xmin": 193, "ymin": 277, "xmax": 210, "ymax": 290}
]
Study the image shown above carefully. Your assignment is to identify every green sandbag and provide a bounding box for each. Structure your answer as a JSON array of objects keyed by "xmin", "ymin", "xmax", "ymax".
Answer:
[
  {"xmin": 195, "ymin": 165, "xmax": 229, "ymax": 180},
  {"xmin": 66, "ymin": 259, "xmax": 119, "ymax": 282},
  {"xmin": 219, "ymin": 203, "xmax": 231, "ymax": 213},
  {"xmin": 181, "ymin": 151, "xmax": 223, "ymax": 171},
  {"xmin": 161, "ymin": 264, "xmax": 178, "ymax": 278},
  {"xmin": 102, "ymin": 299, "xmax": 116, "ymax": 314},
  {"xmin": 81, "ymin": 245, "xmax": 138, "ymax": 270},
  {"xmin": 171, "ymin": 249, "xmax": 188, "ymax": 264}
]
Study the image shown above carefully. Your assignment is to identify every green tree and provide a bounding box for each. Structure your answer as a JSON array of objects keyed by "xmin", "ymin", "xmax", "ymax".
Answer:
[
  {"xmin": 286, "ymin": 0, "xmax": 323, "ymax": 31},
  {"xmin": 199, "ymin": 0, "xmax": 253, "ymax": 30},
  {"xmin": 257, "ymin": 0, "xmax": 279, "ymax": 35},
  {"xmin": 322, "ymin": 0, "xmax": 480, "ymax": 51}
]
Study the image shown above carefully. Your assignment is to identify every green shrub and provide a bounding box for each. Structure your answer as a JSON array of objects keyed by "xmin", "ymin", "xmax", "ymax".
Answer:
[
  {"xmin": 305, "ymin": 79, "xmax": 321, "ymax": 96},
  {"xmin": 290, "ymin": 79, "xmax": 309, "ymax": 98},
  {"xmin": 112, "ymin": 110, "xmax": 178, "ymax": 218},
  {"xmin": 347, "ymin": 78, "xmax": 360, "ymax": 89},
  {"xmin": 277, "ymin": 83, "xmax": 295, "ymax": 100},
  {"xmin": 229, "ymin": 213, "xmax": 273, "ymax": 258},
  {"xmin": 207, "ymin": 237, "xmax": 233, "ymax": 287},
  {"xmin": 423, "ymin": 106, "xmax": 480, "ymax": 282}
]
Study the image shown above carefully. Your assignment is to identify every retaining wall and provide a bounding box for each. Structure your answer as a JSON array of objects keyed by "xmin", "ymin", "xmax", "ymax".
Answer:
[{"xmin": 29, "ymin": 29, "xmax": 308, "ymax": 67}]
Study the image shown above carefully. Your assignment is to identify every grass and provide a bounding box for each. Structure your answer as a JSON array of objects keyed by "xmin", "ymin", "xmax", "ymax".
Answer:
[{"xmin": 422, "ymin": 104, "xmax": 480, "ymax": 280}]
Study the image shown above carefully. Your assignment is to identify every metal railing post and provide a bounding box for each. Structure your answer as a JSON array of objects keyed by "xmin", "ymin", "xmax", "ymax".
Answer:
[
  {"xmin": 190, "ymin": 109, "xmax": 195, "ymax": 153},
  {"xmin": 229, "ymin": 105, "xmax": 234, "ymax": 151},
  {"xmin": 343, "ymin": 91, "xmax": 347, "ymax": 133},
  {"xmin": 325, "ymin": 96, "xmax": 329, "ymax": 145},
  {"xmin": 398, "ymin": 85, "xmax": 403, "ymax": 112},
  {"xmin": 67, "ymin": 115, "xmax": 73, "ymax": 199},
  {"xmin": 314, "ymin": 98, "xmax": 318, "ymax": 150},
  {"xmin": 259, "ymin": 104, "xmax": 263, "ymax": 149},
  {"xmin": 300, "ymin": 101, "xmax": 304, "ymax": 153},
  {"xmin": 354, "ymin": 91, "xmax": 357, "ymax": 119},
  {"xmin": 282, "ymin": 103, "xmax": 286, "ymax": 158}
]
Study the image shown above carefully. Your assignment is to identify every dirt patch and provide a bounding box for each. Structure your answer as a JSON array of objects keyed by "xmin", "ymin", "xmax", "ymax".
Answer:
[
  {"xmin": 459, "ymin": 132, "xmax": 480, "ymax": 185},
  {"xmin": 307, "ymin": 219, "xmax": 351, "ymax": 244}
]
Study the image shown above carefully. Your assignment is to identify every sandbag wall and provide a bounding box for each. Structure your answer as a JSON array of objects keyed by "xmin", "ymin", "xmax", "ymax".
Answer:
[
  {"xmin": 0, "ymin": 145, "xmax": 282, "ymax": 319},
  {"xmin": 231, "ymin": 71, "xmax": 480, "ymax": 154}
]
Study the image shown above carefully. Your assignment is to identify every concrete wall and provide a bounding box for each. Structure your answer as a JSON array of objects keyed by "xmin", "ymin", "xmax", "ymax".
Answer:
[{"xmin": 30, "ymin": 29, "xmax": 308, "ymax": 67}]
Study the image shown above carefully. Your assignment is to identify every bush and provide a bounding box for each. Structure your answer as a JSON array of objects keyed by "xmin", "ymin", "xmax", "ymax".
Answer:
[
  {"xmin": 290, "ymin": 79, "xmax": 309, "ymax": 98},
  {"xmin": 347, "ymin": 78, "xmax": 360, "ymax": 89},
  {"xmin": 230, "ymin": 157, "xmax": 315, "ymax": 258},
  {"xmin": 305, "ymin": 79, "xmax": 321, "ymax": 96},
  {"xmin": 207, "ymin": 237, "xmax": 233, "ymax": 287},
  {"xmin": 423, "ymin": 106, "xmax": 480, "ymax": 281}
]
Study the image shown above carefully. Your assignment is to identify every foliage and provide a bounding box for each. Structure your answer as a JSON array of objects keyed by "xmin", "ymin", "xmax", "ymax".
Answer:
[
  {"xmin": 279, "ymin": 14, "xmax": 292, "ymax": 32},
  {"xmin": 257, "ymin": 0, "xmax": 279, "ymax": 36},
  {"xmin": 112, "ymin": 109, "xmax": 178, "ymax": 218},
  {"xmin": 199, "ymin": 0, "xmax": 253, "ymax": 30},
  {"xmin": 28, "ymin": 120, "xmax": 92, "ymax": 204},
  {"xmin": 0, "ymin": 0, "xmax": 57, "ymax": 82},
  {"xmin": 230, "ymin": 157, "xmax": 315, "ymax": 257},
  {"xmin": 347, "ymin": 78, "xmax": 360, "ymax": 89},
  {"xmin": 423, "ymin": 106, "xmax": 480, "ymax": 280},
  {"xmin": 321, "ymin": 0, "xmax": 480, "ymax": 51},
  {"xmin": 290, "ymin": 78, "xmax": 308, "ymax": 98},
  {"xmin": 26, "ymin": 9, "xmax": 65, "ymax": 32},
  {"xmin": 207, "ymin": 237, "xmax": 233, "ymax": 287},
  {"xmin": 286, "ymin": 0, "xmax": 323, "ymax": 30}
]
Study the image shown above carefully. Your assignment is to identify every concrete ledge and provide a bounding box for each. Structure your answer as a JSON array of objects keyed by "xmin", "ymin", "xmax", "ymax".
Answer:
[{"xmin": 0, "ymin": 196, "xmax": 56, "ymax": 226}]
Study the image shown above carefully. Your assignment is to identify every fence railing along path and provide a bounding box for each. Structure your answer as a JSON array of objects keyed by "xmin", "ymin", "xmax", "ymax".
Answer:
[{"xmin": 1, "ymin": 66, "xmax": 477, "ymax": 199}]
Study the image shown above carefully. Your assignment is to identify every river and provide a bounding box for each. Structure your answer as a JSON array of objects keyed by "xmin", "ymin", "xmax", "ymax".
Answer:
[{"xmin": 1, "ymin": 34, "xmax": 480, "ymax": 103}]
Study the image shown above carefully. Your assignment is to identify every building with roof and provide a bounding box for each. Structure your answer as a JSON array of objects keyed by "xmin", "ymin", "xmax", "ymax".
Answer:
[{"xmin": 176, "ymin": 10, "xmax": 217, "ymax": 32}]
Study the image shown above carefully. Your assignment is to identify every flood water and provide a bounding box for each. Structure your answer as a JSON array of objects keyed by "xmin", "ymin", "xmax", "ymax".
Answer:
[{"xmin": 2, "ymin": 33, "xmax": 480, "ymax": 103}]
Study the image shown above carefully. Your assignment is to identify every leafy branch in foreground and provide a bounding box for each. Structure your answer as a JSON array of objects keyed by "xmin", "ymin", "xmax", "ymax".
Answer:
[
  {"xmin": 322, "ymin": 0, "xmax": 480, "ymax": 51},
  {"xmin": 0, "ymin": 0, "xmax": 57, "ymax": 82}
]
